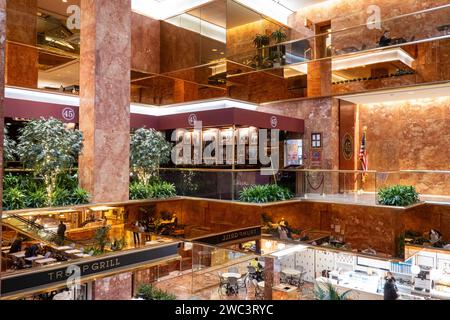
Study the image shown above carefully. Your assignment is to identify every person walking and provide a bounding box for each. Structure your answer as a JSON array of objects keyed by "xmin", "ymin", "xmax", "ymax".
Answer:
[{"xmin": 57, "ymin": 221, "xmax": 67, "ymax": 245}]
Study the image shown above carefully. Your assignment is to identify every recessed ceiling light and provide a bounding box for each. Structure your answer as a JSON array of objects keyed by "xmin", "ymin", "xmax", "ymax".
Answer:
[
  {"xmin": 62, "ymin": 0, "xmax": 68, "ymax": 3},
  {"xmin": 407, "ymin": 91, "xmax": 415, "ymax": 95},
  {"xmin": 212, "ymin": 49, "xmax": 218, "ymax": 52}
]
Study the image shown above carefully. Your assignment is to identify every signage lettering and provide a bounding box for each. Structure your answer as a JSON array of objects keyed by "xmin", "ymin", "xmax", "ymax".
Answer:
[{"xmin": 195, "ymin": 227, "xmax": 261, "ymax": 245}]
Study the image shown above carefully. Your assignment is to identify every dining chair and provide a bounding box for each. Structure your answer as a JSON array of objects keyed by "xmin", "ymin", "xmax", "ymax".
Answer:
[
  {"xmin": 237, "ymin": 273, "xmax": 249, "ymax": 293},
  {"xmin": 227, "ymin": 277, "xmax": 239, "ymax": 296}
]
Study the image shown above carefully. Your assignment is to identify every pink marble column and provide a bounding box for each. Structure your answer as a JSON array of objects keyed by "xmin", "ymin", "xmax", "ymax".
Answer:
[
  {"xmin": 263, "ymin": 257, "xmax": 275, "ymax": 300},
  {"xmin": 79, "ymin": 0, "xmax": 131, "ymax": 203},
  {"xmin": 0, "ymin": 0, "xmax": 5, "ymax": 297}
]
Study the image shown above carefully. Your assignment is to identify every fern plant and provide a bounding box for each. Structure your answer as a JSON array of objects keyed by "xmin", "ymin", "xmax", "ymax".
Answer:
[{"xmin": 378, "ymin": 185, "xmax": 420, "ymax": 207}]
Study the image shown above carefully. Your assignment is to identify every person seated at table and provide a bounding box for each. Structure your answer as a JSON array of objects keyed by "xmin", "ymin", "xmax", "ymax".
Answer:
[
  {"xmin": 170, "ymin": 214, "xmax": 178, "ymax": 226},
  {"xmin": 9, "ymin": 237, "xmax": 23, "ymax": 254},
  {"xmin": 24, "ymin": 244, "xmax": 42, "ymax": 265}
]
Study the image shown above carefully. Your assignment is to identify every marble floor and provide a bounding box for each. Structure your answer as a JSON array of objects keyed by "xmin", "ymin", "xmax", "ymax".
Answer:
[{"xmin": 154, "ymin": 263, "xmax": 316, "ymax": 301}]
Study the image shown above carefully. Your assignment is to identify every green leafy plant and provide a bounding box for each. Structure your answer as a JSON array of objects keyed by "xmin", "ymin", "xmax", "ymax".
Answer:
[
  {"xmin": 95, "ymin": 225, "xmax": 111, "ymax": 252},
  {"xmin": 314, "ymin": 282, "xmax": 352, "ymax": 300},
  {"xmin": 271, "ymin": 28, "xmax": 287, "ymax": 43},
  {"xmin": 82, "ymin": 247, "xmax": 103, "ymax": 256},
  {"xmin": 17, "ymin": 118, "xmax": 83, "ymax": 201},
  {"xmin": 50, "ymin": 188, "xmax": 72, "ymax": 207},
  {"xmin": 4, "ymin": 125, "xmax": 16, "ymax": 162},
  {"xmin": 137, "ymin": 284, "xmax": 176, "ymax": 300},
  {"xmin": 253, "ymin": 34, "xmax": 270, "ymax": 48},
  {"xmin": 151, "ymin": 181, "xmax": 177, "ymax": 199},
  {"xmin": 26, "ymin": 188, "xmax": 48, "ymax": 208},
  {"xmin": 69, "ymin": 186, "xmax": 90, "ymax": 205},
  {"xmin": 3, "ymin": 187, "xmax": 26, "ymax": 210},
  {"xmin": 378, "ymin": 185, "xmax": 420, "ymax": 207},
  {"xmin": 130, "ymin": 128, "xmax": 172, "ymax": 184},
  {"xmin": 129, "ymin": 181, "xmax": 152, "ymax": 200},
  {"xmin": 239, "ymin": 184, "xmax": 294, "ymax": 203}
]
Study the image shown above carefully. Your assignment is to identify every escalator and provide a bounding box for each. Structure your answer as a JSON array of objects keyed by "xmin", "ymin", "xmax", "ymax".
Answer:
[{"xmin": 2, "ymin": 214, "xmax": 81, "ymax": 248}]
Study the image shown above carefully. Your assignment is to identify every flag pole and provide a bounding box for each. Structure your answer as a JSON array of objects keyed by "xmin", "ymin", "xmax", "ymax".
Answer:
[{"xmin": 361, "ymin": 126, "xmax": 368, "ymax": 191}]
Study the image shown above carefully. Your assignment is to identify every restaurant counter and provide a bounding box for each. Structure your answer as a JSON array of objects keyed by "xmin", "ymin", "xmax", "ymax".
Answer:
[{"xmin": 316, "ymin": 271, "xmax": 427, "ymax": 300}]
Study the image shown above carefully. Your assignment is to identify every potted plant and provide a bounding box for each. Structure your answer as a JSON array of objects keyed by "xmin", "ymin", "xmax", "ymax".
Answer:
[
  {"xmin": 271, "ymin": 28, "xmax": 287, "ymax": 66},
  {"xmin": 378, "ymin": 185, "xmax": 420, "ymax": 207},
  {"xmin": 95, "ymin": 225, "xmax": 111, "ymax": 252},
  {"xmin": 314, "ymin": 281, "xmax": 352, "ymax": 300},
  {"xmin": 3, "ymin": 126, "xmax": 16, "ymax": 164},
  {"xmin": 252, "ymin": 34, "xmax": 270, "ymax": 69},
  {"xmin": 16, "ymin": 118, "xmax": 83, "ymax": 205},
  {"xmin": 239, "ymin": 184, "xmax": 294, "ymax": 203}
]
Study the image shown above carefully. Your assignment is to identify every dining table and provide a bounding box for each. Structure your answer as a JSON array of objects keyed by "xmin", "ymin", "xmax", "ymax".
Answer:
[
  {"xmin": 65, "ymin": 249, "xmax": 82, "ymax": 254},
  {"xmin": 34, "ymin": 258, "xmax": 57, "ymax": 266},
  {"xmin": 55, "ymin": 246, "xmax": 73, "ymax": 251},
  {"xmin": 9, "ymin": 251, "xmax": 26, "ymax": 259},
  {"xmin": 25, "ymin": 255, "xmax": 44, "ymax": 262},
  {"xmin": 221, "ymin": 273, "xmax": 242, "ymax": 279}
]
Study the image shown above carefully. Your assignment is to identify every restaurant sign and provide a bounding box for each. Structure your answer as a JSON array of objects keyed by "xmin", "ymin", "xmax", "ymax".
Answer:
[
  {"xmin": 193, "ymin": 226, "xmax": 261, "ymax": 245},
  {"xmin": 1, "ymin": 243, "xmax": 180, "ymax": 297}
]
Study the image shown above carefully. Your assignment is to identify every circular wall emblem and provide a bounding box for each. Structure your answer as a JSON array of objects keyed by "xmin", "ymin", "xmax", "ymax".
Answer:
[
  {"xmin": 342, "ymin": 133, "xmax": 354, "ymax": 160},
  {"xmin": 62, "ymin": 107, "xmax": 76, "ymax": 121},
  {"xmin": 188, "ymin": 114, "xmax": 197, "ymax": 126},
  {"xmin": 270, "ymin": 116, "xmax": 278, "ymax": 128}
]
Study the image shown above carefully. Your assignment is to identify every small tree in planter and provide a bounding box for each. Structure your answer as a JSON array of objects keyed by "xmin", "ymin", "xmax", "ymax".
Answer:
[
  {"xmin": 17, "ymin": 118, "xmax": 83, "ymax": 204},
  {"xmin": 130, "ymin": 128, "xmax": 172, "ymax": 184},
  {"xmin": 3, "ymin": 126, "xmax": 16, "ymax": 163}
]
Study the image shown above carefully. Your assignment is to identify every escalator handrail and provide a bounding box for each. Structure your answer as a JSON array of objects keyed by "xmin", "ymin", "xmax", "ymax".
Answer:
[{"xmin": 6, "ymin": 214, "xmax": 82, "ymax": 247}]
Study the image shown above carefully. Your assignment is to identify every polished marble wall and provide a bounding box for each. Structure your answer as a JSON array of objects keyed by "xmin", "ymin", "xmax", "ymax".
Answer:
[
  {"xmin": 258, "ymin": 97, "xmax": 340, "ymax": 172},
  {"xmin": 131, "ymin": 12, "xmax": 160, "ymax": 74},
  {"xmin": 5, "ymin": 0, "xmax": 38, "ymax": 88},
  {"xmin": 358, "ymin": 97, "xmax": 450, "ymax": 195},
  {"xmin": 78, "ymin": 0, "xmax": 131, "ymax": 203},
  {"xmin": 92, "ymin": 272, "xmax": 133, "ymax": 300}
]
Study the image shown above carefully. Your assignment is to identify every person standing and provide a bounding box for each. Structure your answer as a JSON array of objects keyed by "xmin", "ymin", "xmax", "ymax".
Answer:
[
  {"xmin": 57, "ymin": 221, "xmax": 67, "ymax": 245},
  {"xmin": 383, "ymin": 272, "xmax": 399, "ymax": 300},
  {"xmin": 133, "ymin": 221, "xmax": 141, "ymax": 246}
]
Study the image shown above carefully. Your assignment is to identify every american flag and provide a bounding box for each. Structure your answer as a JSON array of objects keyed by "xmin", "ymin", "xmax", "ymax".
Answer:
[{"xmin": 359, "ymin": 127, "xmax": 368, "ymax": 181}]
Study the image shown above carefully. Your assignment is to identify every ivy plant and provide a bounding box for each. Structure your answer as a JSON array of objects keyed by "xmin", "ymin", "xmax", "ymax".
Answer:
[
  {"xmin": 130, "ymin": 128, "xmax": 172, "ymax": 184},
  {"xmin": 16, "ymin": 118, "xmax": 83, "ymax": 203}
]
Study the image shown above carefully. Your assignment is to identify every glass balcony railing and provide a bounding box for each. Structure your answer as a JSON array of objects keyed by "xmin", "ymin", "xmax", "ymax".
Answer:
[
  {"xmin": 227, "ymin": 4, "xmax": 450, "ymax": 70},
  {"xmin": 158, "ymin": 168, "xmax": 450, "ymax": 206},
  {"xmin": 226, "ymin": 4, "xmax": 450, "ymax": 97}
]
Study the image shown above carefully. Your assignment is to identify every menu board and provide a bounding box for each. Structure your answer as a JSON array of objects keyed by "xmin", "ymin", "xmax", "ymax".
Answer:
[{"xmin": 284, "ymin": 139, "xmax": 303, "ymax": 167}]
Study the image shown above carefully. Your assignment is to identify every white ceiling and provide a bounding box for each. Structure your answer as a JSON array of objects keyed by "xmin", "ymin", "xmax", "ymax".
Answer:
[{"xmin": 337, "ymin": 82, "xmax": 450, "ymax": 105}]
